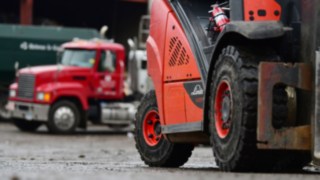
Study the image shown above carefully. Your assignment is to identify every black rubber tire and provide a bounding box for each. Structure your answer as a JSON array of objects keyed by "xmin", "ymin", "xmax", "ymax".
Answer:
[
  {"xmin": 273, "ymin": 150, "xmax": 310, "ymax": 172},
  {"xmin": 0, "ymin": 93, "xmax": 10, "ymax": 121},
  {"xmin": 209, "ymin": 45, "xmax": 307, "ymax": 172},
  {"xmin": 47, "ymin": 100, "xmax": 80, "ymax": 134},
  {"xmin": 13, "ymin": 118, "xmax": 42, "ymax": 132},
  {"xmin": 134, "ymin": 90, "xmax": 194, "ymax": 167}
]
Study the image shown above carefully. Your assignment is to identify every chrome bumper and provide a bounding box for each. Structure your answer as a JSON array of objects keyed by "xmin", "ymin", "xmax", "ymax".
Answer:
[{"xmin": 7, "ymin": 101, "xmax": 50, "ymax": 122}]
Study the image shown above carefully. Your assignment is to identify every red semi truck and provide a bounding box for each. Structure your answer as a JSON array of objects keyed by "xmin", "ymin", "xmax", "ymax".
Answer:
[{"xmin": 7, "ymin": 39, "xmax": 142, "ymax": 134}]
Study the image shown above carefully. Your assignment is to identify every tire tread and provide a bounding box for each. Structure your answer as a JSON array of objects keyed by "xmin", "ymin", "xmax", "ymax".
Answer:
[{"xmin": 134, "ymin": 90, "xmax": 194, "ymax": 167}]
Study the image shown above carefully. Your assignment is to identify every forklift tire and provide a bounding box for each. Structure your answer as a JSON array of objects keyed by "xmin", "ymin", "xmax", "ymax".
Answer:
[
  {"xmin": 209, "ymin": 45, "xmax": 293, "ymax": 172},
  {"xmin": 135, "ymin": 90, "xmax": 194, "ymax": 167},
  {"xmin": 47, "ymin": 100, "xmax": 80, "ymax": 134},
  {"xmin": 13, "ymin": 119, "xmax": 42, "ymax": 132}
]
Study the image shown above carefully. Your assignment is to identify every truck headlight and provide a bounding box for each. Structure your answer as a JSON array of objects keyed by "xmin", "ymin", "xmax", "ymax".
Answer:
[
  {"xmin": 37, "ymin": 92, "xmax": 51, "ymax": 102},
  {"xmin": 9, "ymin": 90, "xmax": 16, "ymax": 97}
]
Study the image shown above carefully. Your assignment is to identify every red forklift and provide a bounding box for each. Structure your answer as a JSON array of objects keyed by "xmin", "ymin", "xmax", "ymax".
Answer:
[{"xmin": 134, "ymin": 0, "xmax": 320, "ymax": 172}]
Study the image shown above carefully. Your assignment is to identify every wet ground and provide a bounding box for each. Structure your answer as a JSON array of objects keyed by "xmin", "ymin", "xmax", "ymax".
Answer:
[{"xmin": 0, "ymin": 122, "xmax": 319, "ymax": 180}]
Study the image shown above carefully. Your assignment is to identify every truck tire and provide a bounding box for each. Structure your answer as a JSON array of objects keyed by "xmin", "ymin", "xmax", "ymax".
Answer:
[
  {"xmin": 209, "ymin": 45, "xmax": 296, "ymax": 172},
  {"xmin": 13, "ymin": 118, "xmax": 42, "ymax": 132},
  {"xmin": 135, "ymin": 90, "xmax": 194, "ymax": 167},
  {"xmin": 0, "ymin": 93, "xmax": 10, "ymax": 121},
  {"xmin": 47, "ymin": 100, "xmax": 80, "ymax": 134}
]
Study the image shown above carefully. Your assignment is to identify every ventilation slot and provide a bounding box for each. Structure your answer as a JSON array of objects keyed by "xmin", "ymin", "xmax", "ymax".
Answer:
[{"xmin": 168, "ymin": 37, "xmax": 190, "ymax": 67}]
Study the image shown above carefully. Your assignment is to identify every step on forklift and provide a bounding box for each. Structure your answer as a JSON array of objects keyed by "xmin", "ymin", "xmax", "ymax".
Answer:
[{"xmin": 134, "ymin": 0, "xmax": 320, "ymax": 172}]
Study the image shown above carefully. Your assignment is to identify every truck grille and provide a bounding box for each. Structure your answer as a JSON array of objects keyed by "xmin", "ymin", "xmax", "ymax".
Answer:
[{"xmin": 17, "ymin": 74, "xmax": 35, "ymax": 99}]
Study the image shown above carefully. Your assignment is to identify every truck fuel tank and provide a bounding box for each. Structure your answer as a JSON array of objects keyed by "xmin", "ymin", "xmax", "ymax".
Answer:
[{"xmin": 101, "ymin": 102, "xmax": 138, "ymax": 126}]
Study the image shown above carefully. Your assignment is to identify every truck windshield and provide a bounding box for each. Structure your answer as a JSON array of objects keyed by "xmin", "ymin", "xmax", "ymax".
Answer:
[{"xmin": 61, "ymin": 49, "xmax": 96, "ymax": 68}]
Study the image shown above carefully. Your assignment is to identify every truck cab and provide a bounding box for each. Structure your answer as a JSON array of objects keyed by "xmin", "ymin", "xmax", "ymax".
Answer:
[{"xmin": 7, "ymin": 39, "xmax": 131, "ymax": 133}]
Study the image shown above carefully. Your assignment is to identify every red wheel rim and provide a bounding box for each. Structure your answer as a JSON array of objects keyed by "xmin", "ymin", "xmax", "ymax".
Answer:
[
  {"xmin": 214, "ymin": 80, "xmax": 232, "ymax": 139},
  {"xmin": 143, "ymin": 110, "xmax": 162, "ymax": 146}
]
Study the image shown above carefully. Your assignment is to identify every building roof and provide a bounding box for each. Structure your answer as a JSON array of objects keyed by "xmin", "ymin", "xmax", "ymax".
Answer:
[{"xmin": 0, "ymin": 24, "xmax": 99, "ymax": 40}]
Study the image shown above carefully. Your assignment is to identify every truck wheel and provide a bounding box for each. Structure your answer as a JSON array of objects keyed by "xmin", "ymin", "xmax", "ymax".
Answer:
[
  {"xmin": 135, "ymin": 90, "xmax": 194, "ymax": 167},
  {"xmin": 13, "ymin": 118, "xmax": 42, "ymax": 132},
  {"xmin": 47, "ymin": 100, "xmax": 80, "ymax": 134},
  {"xmin": 0, "ymin": 94, "xmax": 10, "ymax": 120},
  {"xmin": 209, "ymin": 46, "xmax": 289, "ymax": 172}
]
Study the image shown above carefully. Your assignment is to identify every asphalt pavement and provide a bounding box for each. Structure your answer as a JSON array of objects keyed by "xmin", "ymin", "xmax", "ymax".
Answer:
[{"xmin": 0, "ymin": 122, "xmax": 318, "ymax": 180}]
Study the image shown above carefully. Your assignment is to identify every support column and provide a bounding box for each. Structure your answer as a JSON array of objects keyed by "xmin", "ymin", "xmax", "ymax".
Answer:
[{"xmin": 20, "ymin": 0, "xmax": 33, "ymax": 25}]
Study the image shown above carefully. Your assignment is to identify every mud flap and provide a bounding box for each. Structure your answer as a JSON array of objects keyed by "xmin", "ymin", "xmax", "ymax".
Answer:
[{"xmin": 78, "ymin": 110, "xmax": 88, "ymax": 129}]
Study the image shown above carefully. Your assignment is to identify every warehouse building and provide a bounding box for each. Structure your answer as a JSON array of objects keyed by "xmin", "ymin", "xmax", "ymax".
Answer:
[{"xmin": 0, "ymin": 0, "xmax": 149, "ymax": 45}]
